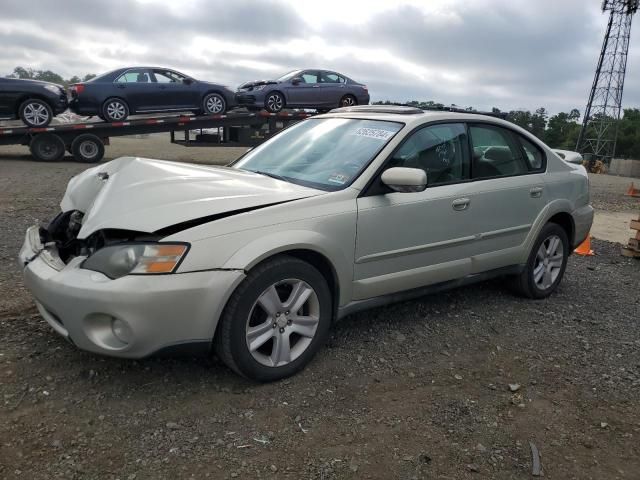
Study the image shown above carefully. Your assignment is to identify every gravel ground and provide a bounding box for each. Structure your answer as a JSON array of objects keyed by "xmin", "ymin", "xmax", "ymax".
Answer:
[{"xmin": 1, "ymin": 146, "xmax": 639, "ymax": 479}]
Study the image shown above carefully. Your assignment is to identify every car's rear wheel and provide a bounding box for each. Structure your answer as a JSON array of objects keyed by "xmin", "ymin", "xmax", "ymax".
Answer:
[
  {"xmin": 510, "ymin": 223, "xmax": 569, "ymax": 299},
  {"xmin": 102, "ymin": 98, "xmax": 129, "ymax": 122},
  {"xmin": 339, "ymin": 95, "xmax": 357, "ymax": 107},
  {"xmin": 215, "ymin": 255, "xmax": 332, "ymax": 382},
  {"xmin": 265, "ymin": 92, "xmax": 285, "ymax": 113},
  {"xmin": 203, "ymin": 93, "xmax": 226, "ymax": 114},
  {"xmin": 29, "ymin": 133, "xmax": 65, "ymax": 162},
  {"xmin": 19, "ymin": 99, "xmax": 53, "ymax": 127}
]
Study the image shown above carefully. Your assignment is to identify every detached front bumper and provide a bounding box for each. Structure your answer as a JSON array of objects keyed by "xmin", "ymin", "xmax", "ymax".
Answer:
[{"xmin": 19, "ymin": 226, "xmax": 245, "ymax": 358}]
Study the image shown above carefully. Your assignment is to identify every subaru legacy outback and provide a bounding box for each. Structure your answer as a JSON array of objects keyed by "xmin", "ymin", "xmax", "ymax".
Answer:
[{"xmin": 19, "ymin": 105, "xmax": 593, "ymax": 381}]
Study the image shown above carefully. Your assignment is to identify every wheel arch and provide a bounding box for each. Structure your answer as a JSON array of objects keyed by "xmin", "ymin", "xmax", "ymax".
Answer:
[
  {"xmin": 15, "ymin": 94, "xmax": 54, "ymax": 116},
  {"xmin": 547, "ymin": 211, "xmax": 575, "ymax": 247},
  {"xmin": 102, "ymin": 96, "xmax": 130, "ymax": 113},
  {"xmin": 266, "ymin": 89, "xmax": 287, "ymax": 105}
]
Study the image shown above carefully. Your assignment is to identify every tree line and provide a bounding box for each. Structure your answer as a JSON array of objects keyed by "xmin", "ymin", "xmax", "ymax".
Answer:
[
  {"xmin": 374, "ymin": 100, "xmax": 640, "ymax": 159},
  {"xmin": 6, "ymin": 66, "xmax": 96, "ymax": 87}
]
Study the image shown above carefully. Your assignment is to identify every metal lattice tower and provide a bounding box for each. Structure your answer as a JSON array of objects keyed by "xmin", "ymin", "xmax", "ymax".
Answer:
[{"xmin": 576, "ymin": 0, "xmax": 637, "ymax": 163}]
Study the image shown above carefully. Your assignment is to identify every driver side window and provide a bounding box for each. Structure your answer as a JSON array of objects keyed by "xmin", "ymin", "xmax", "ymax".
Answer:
[{"xmin": 389, "ymin": 123, "xmax": 470, "ymax": 186}]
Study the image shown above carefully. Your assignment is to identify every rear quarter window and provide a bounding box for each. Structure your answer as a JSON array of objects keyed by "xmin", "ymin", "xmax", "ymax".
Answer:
[{"xmin": 517, "ymin": 135, "xmax": 546, "ymax": 172}]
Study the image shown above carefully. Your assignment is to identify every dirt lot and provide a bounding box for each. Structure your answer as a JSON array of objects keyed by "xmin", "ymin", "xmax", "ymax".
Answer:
[{"xmin": 1, "ymin": 137, "xmax": 639, "ymax": 480}]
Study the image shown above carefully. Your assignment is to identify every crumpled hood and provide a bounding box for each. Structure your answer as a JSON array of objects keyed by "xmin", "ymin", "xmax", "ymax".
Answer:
[
  {"xmin": 61, "ymin": 157, "xmax": 323, "ymax": 239},
  {"xmin": 237, "ymin": 79, "xmax": 278, "ymax": 90}
]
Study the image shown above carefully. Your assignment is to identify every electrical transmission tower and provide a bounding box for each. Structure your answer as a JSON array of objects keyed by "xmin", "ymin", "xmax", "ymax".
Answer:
[{"xmin": 576, "ymin": 0, "xmax": 637, "ymax": 164}]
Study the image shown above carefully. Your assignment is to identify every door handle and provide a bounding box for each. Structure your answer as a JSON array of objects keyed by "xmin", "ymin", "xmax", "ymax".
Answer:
[
  {"xmin": 312, "ymin": 85, "xmax": 320, "ymax": 88},
  {"xmin": 452, "ymin": 198, "xmax": 470, "ymax": 211},
  {"xmin": 116, "ymin": 85, "xmax": 126, "ymax": 89},
  {"xmin": 530, "ymin": 187, "xmax": 543, "ymax": 198}
]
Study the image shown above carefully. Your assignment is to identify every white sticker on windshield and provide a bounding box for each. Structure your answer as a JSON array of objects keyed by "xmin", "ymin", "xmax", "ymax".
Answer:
[{"xmin": 352, "ymin": 128, "xmax": 395, "ymax": 140}]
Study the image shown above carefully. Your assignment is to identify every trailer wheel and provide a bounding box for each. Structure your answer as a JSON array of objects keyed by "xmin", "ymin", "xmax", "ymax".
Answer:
[
  {"xmin": 29, "ymin": 133, "xmax": 65, "ymax": 162},
  {"xmin": 71, "ymin": 134, "xmax": 104, "ymax": 163}
]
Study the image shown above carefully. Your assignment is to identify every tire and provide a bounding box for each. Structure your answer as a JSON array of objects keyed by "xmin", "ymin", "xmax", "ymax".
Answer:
[
  {"xmin": 203, "ymin": 93, "xmax": 227, "ymax": 114},
  {"xmin": 339, "ymin": 95, "xmax": 357, "ymax": 108},
  {"xmin": 71, "ymin": 134, "xmax": 105, "ymax": 163},
  {"xmin": 29, "ymin": 134, "xmax": 65, "ymax": 162},
  {"xmin": 215, "ymin": 255, "xmax": 332, "ymax": 382},
  {"xmin": 510, "ymin": 223, "xmax": 569, "ymax": 299},
  {"xmin": 265, "ymin": 92, "xmax": 285, "ymax": 113},
  {"xmin": 102, "ymin": 98, "xmax": 129, "ymax": 122},
  {"xmin": 19, "ymin": 99, "xmax": 53, "ymax": 127}
]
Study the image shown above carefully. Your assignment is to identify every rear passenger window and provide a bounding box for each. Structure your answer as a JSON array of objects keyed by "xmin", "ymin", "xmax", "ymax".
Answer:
[
  {"xmin": 469, "ymin": 125, "xmax": 529, "ymax": 179},
  {"xmin": 518, "ymin": 136, "xmax": 545, "ymax": 171},
  {"xmin": 389, "ymin": 123, "xmax": 470, "ymax": 186}
]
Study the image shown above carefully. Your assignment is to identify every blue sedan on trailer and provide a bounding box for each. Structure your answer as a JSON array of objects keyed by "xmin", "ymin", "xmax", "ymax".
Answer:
[
  {"xmin": 69, "ymin": 67, "xmax": 236, "ymax": 122},
  {"xmin": 236, "ymin": 69, "xmax": 370, "ymax": 113}
]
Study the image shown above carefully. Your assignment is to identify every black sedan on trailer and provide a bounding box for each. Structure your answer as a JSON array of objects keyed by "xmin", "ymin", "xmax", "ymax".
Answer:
[
  {"xmin": 69, "ymin": 67, "xmax": 236, "ymax": 122},
  {"xmin": 236, "ymin": 69, "xmax": 370, "ymax": 113},
  {"xmin": 0, "ymin": 77, "xmax": 68, "ymax": 127}
]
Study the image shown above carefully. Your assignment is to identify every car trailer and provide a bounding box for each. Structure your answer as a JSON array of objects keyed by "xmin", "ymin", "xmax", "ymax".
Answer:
[{"xmin": 0, "ymin": 111, "xmax": 311, "ymax": 163}]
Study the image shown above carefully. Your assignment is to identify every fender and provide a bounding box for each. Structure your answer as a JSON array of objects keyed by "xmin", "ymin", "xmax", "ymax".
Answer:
[
  {"xmin": 520, "ymin": 199, "xmax": 575, "ymax": 262},
  {"xmin": 222, "ymin": 229, "xmax": 354, "ymax": 306}
]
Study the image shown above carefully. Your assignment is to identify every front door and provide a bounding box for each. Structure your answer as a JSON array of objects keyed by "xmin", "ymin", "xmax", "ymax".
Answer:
[
  {"xmin": 150, "ymin": 69, "xmax": 198, "ymax": 110},
  {"xmin": 285, "ymin": 71, "xmax": 320, "ymax": 106},
  {"xmin": 354, "ymin": 123, "xmax": 475, "ymax": 300}
]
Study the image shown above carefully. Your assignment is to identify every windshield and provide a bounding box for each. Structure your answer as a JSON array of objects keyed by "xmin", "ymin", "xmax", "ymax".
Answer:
[
  {"xmin": 276, "ymin": 70, "xmax": 302, "ymax": 82},
  {"xmin": 233, "ymin": 118, "xmax": 403, "ymax": 191}
]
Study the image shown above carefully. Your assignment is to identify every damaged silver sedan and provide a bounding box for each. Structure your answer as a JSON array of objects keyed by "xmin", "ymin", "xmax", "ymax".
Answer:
[{"xmin": 19, "ymin": 106, "xmax": 593, "ymax": 381}]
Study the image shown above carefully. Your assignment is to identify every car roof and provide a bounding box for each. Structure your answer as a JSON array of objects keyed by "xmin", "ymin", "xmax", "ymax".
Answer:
[{"xmin": 318, "ymin": 105, "xmax": 495, "ymax": 126}]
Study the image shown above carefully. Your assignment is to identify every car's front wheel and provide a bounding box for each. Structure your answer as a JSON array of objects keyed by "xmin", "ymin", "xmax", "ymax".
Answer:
[
  {"xmin": 102, "ymin": 98, "xmax": 129, "ymax": 122},
  {"xmin": 215, "ymin": 255, "xmax": 332, "ymax": 382},
  {"xmin": 511, "ymin": 223, "xmax": 569, "ymax": 299},
  {"xmin": 265, "ymin": 92, "xmax": 285, "ymax": 113},
  {"xmin": 19, "ymin": 99, "xmax": 53, "ymax": 127},
  {"xmin": 203, "ymin": 93, "xmax": 227, "ymax": 114}
]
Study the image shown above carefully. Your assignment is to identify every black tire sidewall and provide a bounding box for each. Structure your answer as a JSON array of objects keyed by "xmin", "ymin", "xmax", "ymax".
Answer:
[
  {"xmin": 29, "ymin": 134, "xmax": 65, "ymax": 162},
  {"xmin": 265, "ymin": 92, "xmax": 284, "ymax": 113},
  {"xmin": 220, "ymin": 257, "xmax": 332, "ymax": 382},
  {"xmin": 20, "ymin": 99, "xmax": 53, "ymax": 127},
  {"xmin": 524, "ymin": 223, "xmax": 569, "ymax": 299},
  {"xmin": 102, "ymin": 98, "xmax": 129, "ymax": 122},
  {"xmin": 203, "ymin": 93, "xmax": 226, "ymax": 114},
  {"xmin": 71, "ymin": 134, "xmax": 104, "ymax": 163}
]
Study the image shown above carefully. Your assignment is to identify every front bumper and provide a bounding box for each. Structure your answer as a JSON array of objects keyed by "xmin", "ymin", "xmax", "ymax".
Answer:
[
  {"xmin": 19, "ymin": 226, "xmax": 245, "ymax": 358},
  {"xmin": 236, "ymin": 91, "xmax": 266, "ymax": 107}
]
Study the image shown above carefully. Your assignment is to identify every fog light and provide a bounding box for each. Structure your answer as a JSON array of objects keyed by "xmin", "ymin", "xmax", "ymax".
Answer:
[{"xmin": 111, "ymin": 318, "xmax": 133, "ymax": 344}]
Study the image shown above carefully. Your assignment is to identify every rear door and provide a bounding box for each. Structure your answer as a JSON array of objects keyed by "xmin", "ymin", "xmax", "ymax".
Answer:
[
  {"xmin": 150, "ymin": 69, "xmax": 198, "ymax": 110},
  {"xmin": 317, "ymin": 71, "xmax": 347, "ymax": 107},
  {"xmin": 113, "ymin": 68, "xmax": 156, "ymax": 112},
  {"xmin": 0, "ymin": 79, "xmax": 21, "ymax": 118},
  {"xmin": 285, "ymin": 71, "xmax": 319, "ymax": 106},
  {"xmin": 463, "ymin": 123, "xmax": 548, "ymax": 272}
]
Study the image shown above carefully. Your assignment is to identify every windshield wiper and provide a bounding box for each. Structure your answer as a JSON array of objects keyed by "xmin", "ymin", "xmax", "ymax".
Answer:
[{"xmin": 249, "ymin": 170, "xmax": 290, "ymax": 183}]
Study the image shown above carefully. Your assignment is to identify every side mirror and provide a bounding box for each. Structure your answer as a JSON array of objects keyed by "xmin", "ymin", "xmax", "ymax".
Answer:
[
  {"xmin": 291, "ymin": 77, "xmax": 302, "ymax": 85},
  {"xmin": 381, "ymin": 167, "xmax": 427, "ymax": 193},
  {"xmin": 183, "ymin": 78, "xmax": 193, "ymax": 85}
]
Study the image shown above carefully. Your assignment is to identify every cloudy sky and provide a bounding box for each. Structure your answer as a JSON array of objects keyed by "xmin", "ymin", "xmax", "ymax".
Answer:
[{"xmin": 1, "ymin": 0, "xmax": 639, "ymax": 114}]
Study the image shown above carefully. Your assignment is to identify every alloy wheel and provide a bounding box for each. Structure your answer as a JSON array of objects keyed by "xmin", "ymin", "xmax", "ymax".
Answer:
[
  {"xmin": 245, "ymin": 279, "xmax": 320, "ymax": 367},
  {"xmin": 23, "ymin": 102, "xmax": 50, "ymax": 126},
  {"xmin": 106, "ymin": 101, "xmax": 126, "ymax": 120},
  {"xmin": 267, "ymin": 94, "xmax": 283, "ymax": 112},
  {"xmin": 205, "ymin": 95, "xmax": 224, "ymax": 114},
  {"xmin": 341, "ymin": 96, "xmax": 356, "ymax": 107},
  {"xmin": 533, "ymin": 234, "xmax": 564, "ymax": 290}
]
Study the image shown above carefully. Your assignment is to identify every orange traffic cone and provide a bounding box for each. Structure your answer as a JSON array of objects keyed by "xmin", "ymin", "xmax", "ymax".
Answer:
[
  {"xmin": 625, "ymin": 182, "xmax": 640, "ymax": 197},
  {"xmin": 574, "ymin": 233, "xmax": 595, "ymax": 256}
]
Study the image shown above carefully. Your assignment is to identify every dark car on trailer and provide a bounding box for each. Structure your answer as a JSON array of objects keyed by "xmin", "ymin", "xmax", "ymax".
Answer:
[
  {"xmin": 69, "ymin": 67, "xmax": 236, "ymax": 122},
  {"xmin": 236, "ymin": 69, "xmax": 370, "ymax": 113},
  {"xmin": 0, "ymin": 77, "xmax": 68, "ymax": 127}
]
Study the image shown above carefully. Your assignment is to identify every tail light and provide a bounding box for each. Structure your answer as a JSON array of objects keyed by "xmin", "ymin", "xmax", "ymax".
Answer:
[{"xmin": 71, "ymin": 84, "xmax": 85, "ymax": 95}]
